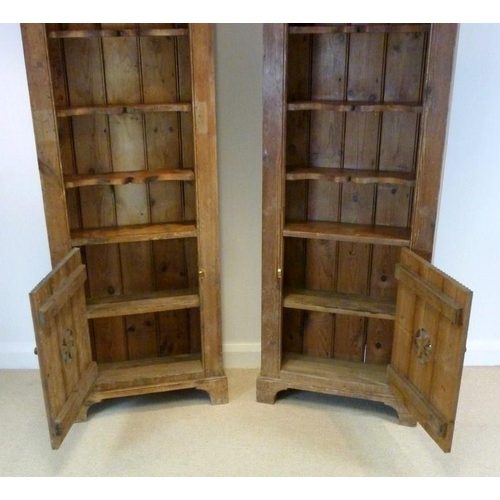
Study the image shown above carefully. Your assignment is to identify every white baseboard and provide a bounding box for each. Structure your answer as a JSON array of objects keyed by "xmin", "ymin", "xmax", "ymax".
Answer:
[
  {"xmin": 222, "ymin": 342, "xmax": 261, "ymax": 369},
  {"xmin": 464, "ymin": 340, "xmax": 500, "ymax": 366},
  {"xmin": 0, "ymin": 342, "xmax": 39, "ymax": 369},
  {"xmin": 1, "ymin": 340, "xmax": 498, "ymax": 369}
]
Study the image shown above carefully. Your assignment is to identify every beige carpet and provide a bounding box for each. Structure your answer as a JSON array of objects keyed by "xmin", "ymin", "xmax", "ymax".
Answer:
[{"xmin": 0, "ymin": 367, "xmax": 499, "ymax": 477}]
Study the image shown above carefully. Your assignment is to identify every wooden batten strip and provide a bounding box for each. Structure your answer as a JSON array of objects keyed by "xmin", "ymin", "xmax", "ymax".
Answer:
[
  {"xmin": 287, "ymin": 101, "xmax": 423, "ymax": 113},
  {"xmin": 51, "ymin": 362, "xmax": 98, "ymax": 448},
  {"xmin": 64, "ymin": 169, "xmax": 195, "ymax": 188},
  {"xmin": 71, "ymin": 222, "xmax": 198, "ymax": 246},
  {"xmin": 49, "ymin": 29, "xmax": 189, "ymax": 39},
  {"xmin": 284, "ymin": 221, "xmax": 411, "ymax": 246},
  {"xmin": 284, "ymin": 289, "xmax": 396, "ymax": 320},
  {"xmin": 285, "ymin": 167, "xmax": 416, "ymax": 186},
  {"xmin": 37, "ymin": 264, "xmax": 87, "ymax": 325},
  {"xmin": 87, "ymin": 289, "xmax": 200, "ymax": 319},
  {"xmin": 395, "ymin": 264, "xmax": 463, "ymax": 325},
  {"xmin": 288, "ymin": 24, "xmax": 431, "ymax": 35},
  {"xmin": 56, "ymin": 103, "xmax": 191, "ymax": 117},
  {"xmin": 387, "ymin": 365, "xmax": 448, "ymax": 439}
]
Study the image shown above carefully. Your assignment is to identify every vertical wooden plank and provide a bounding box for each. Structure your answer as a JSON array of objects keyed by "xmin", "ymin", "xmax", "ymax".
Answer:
[
  {"xmin": 391, "ymin": 249, "xmax": 420, "ymax": 375},
  {"xmin": 21, "ymin": 24, "xmax": 72, "ymax": 265},
  {"xmin": 303, "ymin": 32, "xmax": 346, "ymax": 357},
  {"xmin": 140, "ymin": 22, "xmax": 191, "ymax": 357},
  {"xmin": 177, "ymin": 26, "xmax": 201, "ymax": 354},
  {"xmin": 411, "ymin": 24, "xmax": 458, "ymax": 260},
  {"xmin": 366, "ymin": 30, "xmax": 425, "ymax": 364},
  {"xmin": 406, "ymin": 258, "xmax": 442, "ymax": 398},
  {"xmin": 429, "ymin": 276, "xmax": 471, "ymax": 431},
  {"xmin": 46, "ymin": 23, "xmax": 81, "ymax": 233},
  {"xmin": 190, "ymin": 24, "xmax": 224, "ymax": 377},
  {"xmin": 282, "ymin": 31, "xmax": 311, "ymax": 354},
  {"xmin": 335, "ymin": 32, "xmax": 384, "ymax": 361},
  {"xmin": 391, "ymin": 248, "xmax": 472, "ymax": 452},
  {"xmin": 260, "ymin": 24, "xmax": 287, "ymax": 378},
  {"xmin": 63, "ymin": 23, "xmax": 127, "ymax": 362},
  {"xmin": 101, "ymin": 23, "xmax": 157, "ymax": 361}
]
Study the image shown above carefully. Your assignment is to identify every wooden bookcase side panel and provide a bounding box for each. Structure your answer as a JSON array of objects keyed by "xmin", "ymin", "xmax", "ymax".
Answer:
[
  {"xmin": 260, "ymin": 24, "xmax": 288, "ymax": 378},
  {"xmin": 411, "ymin": 24, "xmax": 458, "ymax": 261},
  {"xmin": 21, "ymin": 24, "xmax": 72, "ymax": 266},
  {"xmin": 189, "ymin": 24, "xmax": 224, "ymax": 377}
]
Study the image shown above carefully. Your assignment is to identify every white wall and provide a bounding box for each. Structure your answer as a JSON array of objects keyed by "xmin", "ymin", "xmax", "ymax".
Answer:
[
  {"xmin": 0, "ymin": 23, "xmax": 499, "ymax": 369},
  {"xmin": 433, "ymin": 24, "xmax": 500, "ymax": 365}
]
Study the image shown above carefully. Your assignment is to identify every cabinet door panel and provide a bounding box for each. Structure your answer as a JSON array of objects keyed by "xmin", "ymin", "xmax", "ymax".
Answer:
[
  {"xmin": 30, "ymin": 249, "xmax": 97, "ymax": 449},
  {"xmin": 388, "ymin": 248, "xmax": 472, "ymax": 452}
]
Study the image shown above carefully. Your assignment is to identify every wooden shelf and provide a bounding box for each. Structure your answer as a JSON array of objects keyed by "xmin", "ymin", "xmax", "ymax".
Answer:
[
  {"xmin": 279, "ymin": 353, "xmax": 392, "ymax": 401},
  {"xmin": 56, "ymin": 103, "xmax": 191, "ymax": 117},
  {"xmin": 286, "ymin": 167, "xmax": 415, "ymax": 186},
  {"xmin": 48, "ymin": 28, "xmax": 189, "ymax": 39},
  {"xmin": 93, "ymin": 354, "xmax": 204, "ymax": 397},
  {"xmin": 87, "ymin": 289, "xmax": 200, "ymax": 319},
  {"xmin": 288, "ymin": 101, "xmax": 422, "ymax": 113},
  {"xmin": 283, "ymin": 221, "xmax": 411, "ymax": 246},
  {"xmin": 288, "ymin": 24, "xmax": 430, "ymax": 35},
  {"xmin": 71, "ymin": 222, "xmax": 197, "ymax": 246},
  {"xmin": 64, "ymin": 169, "xmax": 195, "ymax": 188},
  {"xmin": 283, "ymin": 289, "xmax": 396, "ymax": 320}
]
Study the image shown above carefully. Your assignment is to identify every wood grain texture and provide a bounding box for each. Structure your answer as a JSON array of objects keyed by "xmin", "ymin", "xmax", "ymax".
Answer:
[
  {"xmin": 259, "ymin": 25, "xmax": 463, "ymax": 450},
  {"xmin": 260, "ymin": 24, "xmax": 287, "ymax": 378},
  {"xmin": 189, "ymin": 24, "xmax": 224, "ymax": 378},
  {"xmin": 29, "ymin": 249, "xmax": 97, "ymax": 449},
  {"xmin": 64, "ymin": 169, "xmax": 194, "ymax": 188},
  {"xmin": 21, "ymin": 24, "xmax": 72, "ymax": 265},
  {"xmin": 390, "ymin": 248, "xmax": 472, "ymax": 452},
  {"xmin": 284, "ymin": 221, "xmax": 411, "ymax": 245},
  {"xmin": 284, "ymin": 289, "xmax": 396, "ymax": 319},
  {"xmin": 23, "ymin": 24, "xmax": 227, "ymax": 441},
  {"xmin": 411, "ymin": 24, "xmax": 458, "ymax": 260}
]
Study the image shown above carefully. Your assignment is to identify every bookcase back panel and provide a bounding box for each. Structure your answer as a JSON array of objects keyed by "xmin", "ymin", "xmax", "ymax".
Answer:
[
  {"xmin": 284, "ymin": 27, "xmax": 428, "ymax": 363},
  {"xmin": 45, "ymin": 23, "xmax": 200, "ymax": 362}
]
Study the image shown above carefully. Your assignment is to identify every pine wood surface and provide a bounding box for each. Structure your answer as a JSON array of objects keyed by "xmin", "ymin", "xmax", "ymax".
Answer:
[
  {"xmin": 29, "ymin": 249, "xmax": 98, "ymax": 449},
  {"xmin": 389, "ymin": 248, "xmax": 472, "ymax": 452},
  {"xmin": 258, "ymin": 23, "xmax": 464, "ymax": 451},
  {"xmin": 23, "ymin": 23, "xmax": 228, "ymax": 448}
]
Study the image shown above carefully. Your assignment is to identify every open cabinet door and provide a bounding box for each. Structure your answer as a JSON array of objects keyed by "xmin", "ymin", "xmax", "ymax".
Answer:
[
  {"xmin": 30, "ymin": 249, "xmax": 98, "ymax": 449},
  {"xmin": 387, "ymin": 248, "xmax": 472, "ymax": 452}
]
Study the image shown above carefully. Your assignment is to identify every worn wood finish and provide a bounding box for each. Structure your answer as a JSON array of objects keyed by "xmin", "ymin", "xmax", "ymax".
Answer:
[
  {"xmin": 286, "ymin": 168, "xmax": 415, "ymax": 185},
  {"xmin": 49, "ymin": 28, "xmax": 189, "ymax": 38},
  {"xmin": 289, "ymin": 24, "xmax": 430, "ymax": 35},
  {"xmin": 24, "ymin": 23, "xmax": 227, "ymax": 448},
  {"xmin": 87, "ymin": 289, "xmax": 200, "ymax": 319},
  {"xmin": 64, "ymin": 169, "xmax": 194, "ymax": 188},
  {"xmin": 389, "ymin": 248, "xmax": 472, "ymax": 452},
  {"xmin": 29, "ymin": 249, "xmax": 98, "ymax": 449},
  {"xmin": 21, "ymin": 24, "xmax": 72, "ymax": 265},
  {"xmin": 70, "ymin": 222, "xmax": 197, "ymax": 246},
  {"xmin": 189, "ymin": 24, "xmax": 224, "ymax": 378},
  {"xmin": 284, "ymin": 221, "xmax": 411, "ymax": 245},
  {"xmin": 258, "ymin": 23, "xmax": 466, "ymax": 451},
  {"xmin": 284, "ymin": 289, "xmax": 396, "ymax": 319},
  {"xmin": 411, "ymin": 24, "xmax": 458, "ymax": 260},
  {"xmin": 259, "ymin": 24, "xmax": 287, "ymax": 378}
]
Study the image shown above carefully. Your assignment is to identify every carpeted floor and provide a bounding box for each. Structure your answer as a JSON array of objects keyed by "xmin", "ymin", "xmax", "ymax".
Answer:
[{"xmin": 0, "ymin": 367, "xmax": 499, "ymax": 477}]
